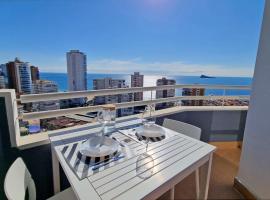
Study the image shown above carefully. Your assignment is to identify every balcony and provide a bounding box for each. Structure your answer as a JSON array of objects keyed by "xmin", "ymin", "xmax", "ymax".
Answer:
[
  {"xmin": 2, "ymin": 84, "xmax": 250, "ymax": 148},
  {"xmin": 2, "ymin": 0, "xmax": 270, "ymax": 198},
  {"xmin": 0, "ymin": 84, "xmax": 250, "ymax": 199}
]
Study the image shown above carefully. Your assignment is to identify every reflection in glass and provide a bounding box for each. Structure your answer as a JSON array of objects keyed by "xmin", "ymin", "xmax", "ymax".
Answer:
[
  {"xmin": 136, "ymin": 137, "xmax": 154, "ymax": 179},
  {"xmin": 140, "ymin": 104, "xmax": 155, "ymax": 126},
  {"xmin": 97, "ymin": 104, "xmax": 116, "ymax": 136}
]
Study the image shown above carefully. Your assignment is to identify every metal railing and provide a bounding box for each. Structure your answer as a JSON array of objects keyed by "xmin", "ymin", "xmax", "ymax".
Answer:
[{"xmin": 19, "ymin": 84, "xmax": 251, "ymax": 120}]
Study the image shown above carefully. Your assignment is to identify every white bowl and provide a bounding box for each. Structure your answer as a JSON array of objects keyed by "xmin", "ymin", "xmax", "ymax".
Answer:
[
  {"xmin": 137, "ymin": 124, "xmax": 165, "ymax": 138},
  {"xmin": 79, "ymin": 135, "xmax": 119, "ymax": 157}
]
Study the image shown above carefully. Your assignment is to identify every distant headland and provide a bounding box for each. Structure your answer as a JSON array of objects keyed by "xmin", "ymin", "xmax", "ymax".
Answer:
[{"xmin": 200, "ymin": 74, "xmax": 216, "ymax": 78}]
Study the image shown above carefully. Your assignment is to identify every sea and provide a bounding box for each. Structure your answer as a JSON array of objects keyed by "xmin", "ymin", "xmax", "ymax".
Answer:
[{"xmin": 40, "ymin": 73, "xmax": 252, "ymax": 99}]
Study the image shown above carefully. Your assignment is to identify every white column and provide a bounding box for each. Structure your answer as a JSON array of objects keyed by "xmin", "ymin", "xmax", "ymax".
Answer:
[{"xmin": 237, "ymin": 1, "xmax": 270, "ymax": 199}]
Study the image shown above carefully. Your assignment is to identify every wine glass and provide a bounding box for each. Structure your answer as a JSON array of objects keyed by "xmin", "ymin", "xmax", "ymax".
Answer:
[
  {"xmin": 136, "ymin": 137, "xmax": 154, "ymax": 179},
  {"xmin": 136, "ymin": 104, "xmax": 156, "ymax": 179},
  {"xmin": 146, "ymin": 104, "xmax": 156, "ymax": 126},
  {"xmin": 136, "ymin": 103, "xmax": 155, "ymax": 179},
  {"xmin": 139, "ymin": 106, "xmax": 148, "ymax": 125},
  {"xmin": 144, "ymin": 104, "xmax": 156, "ymax": 126}
]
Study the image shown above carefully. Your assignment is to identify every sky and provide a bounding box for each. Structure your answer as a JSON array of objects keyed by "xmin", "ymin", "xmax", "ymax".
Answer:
[{"xmin": 0, "ymin": 0, "xmax": 265, "ymax": 77}]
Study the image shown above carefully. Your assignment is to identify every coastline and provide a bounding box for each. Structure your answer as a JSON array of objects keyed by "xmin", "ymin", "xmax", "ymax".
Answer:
[{"xmin": 40, "ymin": 72, "xmax": 252, "ymax": 96}]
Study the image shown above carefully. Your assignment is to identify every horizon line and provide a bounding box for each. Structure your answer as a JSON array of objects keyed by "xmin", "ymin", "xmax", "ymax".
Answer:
[{"xmin": 39, "ymin": 71, "xmax": 253, "ymax": 78}]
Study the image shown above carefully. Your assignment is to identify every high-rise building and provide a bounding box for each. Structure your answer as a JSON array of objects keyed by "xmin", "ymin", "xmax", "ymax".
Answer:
[
  {"xmin": 0, "ymin": 64, "xmax": 8, "ymax": 89},
  {"xmin": 0, "ymin": 76, "xmax": 5, "ymax": 89},
  {"xmin": 93, "ymin": 78, "xmax": 125, "ymax": 105},
  {"xmin": 66, "ymin": 50, "xmax": 87, "ymax": 91},
  {"xmin": 30, "ymin": 66, "xmax": 40, "ymax": 83},
  {"xmin": 131, "ymin": 72, "xmax": 144, "ymax": 101},
  {"xmin": 118, "ymin": 91, "xmax": 134, "ymax": 116},
  {"xmin": 6, "ymin": 58, "xmax": 32, "ymax": 94},
  {"xmin": 182, "ymin": 88, "xmax": 205, "ymax": 106},
  {"xmin": 32, "ymin": 80, "xmax": 60, "ymax": 111},
  {"xmin": 93, "ymin": 78, "xmax": 134, "ymax": 116},
  {"xmin": 156, "ymin": 77, "xmax": 176, "ymax": 109},
  {"xmin": 66, "ymin": 50, "xmax": 87, "ymax": 105}
]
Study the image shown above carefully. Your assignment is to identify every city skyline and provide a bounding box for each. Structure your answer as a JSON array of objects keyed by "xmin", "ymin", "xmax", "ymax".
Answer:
[{"xmin": 0, "ymin": 0, "xmax": 264, "ymax": 77}]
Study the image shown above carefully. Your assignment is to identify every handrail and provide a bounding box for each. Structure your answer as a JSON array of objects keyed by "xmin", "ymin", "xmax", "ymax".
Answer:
[
  {"xmin": 21, "ymin": 95, "xmax": 250, "ymax": 120},
  {"xmin": 19, "ymin": 84, "xmax": 251, "ymax": 103}
]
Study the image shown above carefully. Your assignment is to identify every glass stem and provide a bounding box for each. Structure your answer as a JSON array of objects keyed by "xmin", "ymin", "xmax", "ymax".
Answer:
[{"xmin": 146, "ymin": 138, "xmax": 149, "ymax": 152}]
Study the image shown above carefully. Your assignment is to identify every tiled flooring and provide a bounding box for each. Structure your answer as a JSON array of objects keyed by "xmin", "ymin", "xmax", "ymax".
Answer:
[{"xmin": 159, "ymin": 142, "xmax": 243, "ymax": 200}]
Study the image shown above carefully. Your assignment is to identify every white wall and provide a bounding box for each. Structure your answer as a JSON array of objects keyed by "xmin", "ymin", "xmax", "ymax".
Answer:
[
  {"xmin": 0, "ymin": 89, "xmax": 20, "ymax": 147},
  {"xmin": 237, "ymin": 1, "xmax": 270, "ymax": 199}
]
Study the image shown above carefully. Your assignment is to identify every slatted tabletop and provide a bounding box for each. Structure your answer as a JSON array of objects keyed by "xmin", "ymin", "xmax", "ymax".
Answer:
[{"xmin": 50, "ymin": 118, "xmax": 216, "ymax": 200}]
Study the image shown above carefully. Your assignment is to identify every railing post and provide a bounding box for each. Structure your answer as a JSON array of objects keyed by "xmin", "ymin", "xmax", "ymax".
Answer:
[
  {"xmin": 222, "ymin": 89, "xmax": 226, "ymax": 106},
  {"xmin": 150, "ymin": 89, "xmax": 153, "ymax": 109}
]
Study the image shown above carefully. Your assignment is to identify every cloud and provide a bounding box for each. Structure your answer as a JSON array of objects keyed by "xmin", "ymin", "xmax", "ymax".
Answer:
[
  {"xmin": 40, "ymin": 58, "xmax": 254, "ymax": 77},
  {"xmin": 87, "ymin": 58, "xmax": 254, "ymax": 77}
]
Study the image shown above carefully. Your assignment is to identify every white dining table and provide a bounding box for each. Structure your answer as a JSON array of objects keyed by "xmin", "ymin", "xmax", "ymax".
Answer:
[{"xmin": 49, "ymin": 118, "xmax": 216, "ymax": 200}]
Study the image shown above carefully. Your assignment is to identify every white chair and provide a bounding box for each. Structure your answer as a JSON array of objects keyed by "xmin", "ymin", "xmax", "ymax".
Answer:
[
  {"xmin": 162, "ymin": 118, "xmax": 202, "ymax": 200},
  {"xmin": 4, "ymin": 157, "xmax": 77, "ymax": 200},
  {"xmin": 163, "ymin": 118, "xmax": 201, "ymax": 140}
]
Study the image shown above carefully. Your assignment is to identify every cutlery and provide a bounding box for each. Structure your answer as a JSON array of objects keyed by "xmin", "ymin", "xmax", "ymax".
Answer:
[{"xmin": 92, "ymin": 155, "xmax": 125, "ymax": 170}]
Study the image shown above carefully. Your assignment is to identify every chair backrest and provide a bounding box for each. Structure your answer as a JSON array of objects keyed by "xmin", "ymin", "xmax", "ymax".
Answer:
[
  {"xmin": 163, "ymin": 118, "xmax": 201, "ymax": 140},
  {"xmin": 4, "ymin": 157, "xmax": 36, "ymax": 200}
]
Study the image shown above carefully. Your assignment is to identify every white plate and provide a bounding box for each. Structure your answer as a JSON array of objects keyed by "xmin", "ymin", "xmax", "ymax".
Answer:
[
  {"xmin": 136, "ymin": 124, "xmax": 165, "ymax": 138},
  {"xmin": 79, "ymin": 135, "xmax": 119, "ymax": 157}
]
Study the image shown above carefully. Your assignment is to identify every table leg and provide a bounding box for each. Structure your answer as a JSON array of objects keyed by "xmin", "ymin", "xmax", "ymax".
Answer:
[
  {"xmin": 198, "ymin": 153, "xmax": 213, "ymax": 200},
  {"xmin": 170, "ymin": 187, "xmax": 175, "ymax": 200},
  {"xmin": 51, "ymin": 146, "xmax": 60, "ymax": 194},
  {"xmin": 195, "ymin": 169, "xmax": 200, "ymax": 199}
]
